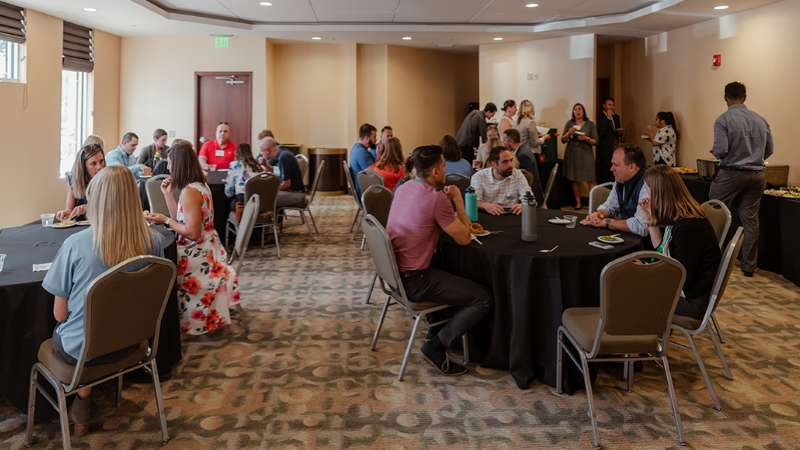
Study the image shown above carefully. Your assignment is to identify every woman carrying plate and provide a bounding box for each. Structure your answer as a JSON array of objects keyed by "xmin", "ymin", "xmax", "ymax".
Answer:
[
  {"xmin": 56, "ymin": 143, "xmax": 106, "ymax": 222},
  {"xmin": 561, "ymin": 102, "xmax": 598, "ymax": 210}
]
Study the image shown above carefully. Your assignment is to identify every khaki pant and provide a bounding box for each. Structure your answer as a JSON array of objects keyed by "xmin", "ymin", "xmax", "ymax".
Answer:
[{"xmin": 709, "ymin": 168, "xmax": 766, "ymax": 272}]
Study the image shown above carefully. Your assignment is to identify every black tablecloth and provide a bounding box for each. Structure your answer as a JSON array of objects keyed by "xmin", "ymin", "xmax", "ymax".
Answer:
[
  {"xmin": 138, "ymin": 171, "xmax": 230, "ymax": 242},
  {"xmin": 0, "ymin": 223, "xmax": 181, "ymax": 413},
  {"xmin": 680, "ymin": 173, "xmax": 800, "ymax": 287},
  {"xmin": 437, "ymin": 210, "xmax": 643, "ymax": 391}
]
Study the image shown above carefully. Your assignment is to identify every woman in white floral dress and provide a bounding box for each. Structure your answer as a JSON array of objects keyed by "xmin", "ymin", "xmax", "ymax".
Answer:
[{"xmin": 146, "ymin": 140, "xmax": 240, "ymax": 335}]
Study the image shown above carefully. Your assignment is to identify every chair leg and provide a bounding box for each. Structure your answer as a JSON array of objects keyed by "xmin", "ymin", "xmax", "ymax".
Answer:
[
  {"xmin": 115, "ymin": 374, "xmax": 123, "ymax": 408},
  {"xmin": 708, "ymin": 327, "xmax": 733, "ymax": 380},
  {"xmin": 307, "ymin": 209, "xmax": 319, "ymax": 234},
  {"xmin": 398, "ymin": 314, "xmax": 423, "ymax": 382},
  {"xmin": 364, "ymin": 273, "xmax": 377, "ymax": 305},
  {"xmin": 349, "ymin": 208, "xmax": 360, "ymax": 234},
  {"xmin": 625, "ymin": 360, "xmax": 634, "ymax": 392},
  {"xmin": 303, "ymin": 211, "xmax": 315, "ymax": 237},
  {"xmin": 687, "ymin": 334, "xmax": 722, "ymax": 411},
  {"xmin": 260, "ymin": 227, "xmax": 265, "ymax": 248},
  {"xmin": 360, "ymin": 235, "xmax": 366, "ymax": 251},
  {"xmin": 711, "ymin": 314, "xmax": 725, "ymax": 344},
  {"xmin": 55, "ymin": 386, "xmax": 71, "ymax": 450},
  {"xmin": 556, "ymin": 328, "xmax": 564, "ymax": 394},
  {"xmin": 662, "ymin": 356, "xmax": 686, "ymax": 446},
  {"xmin": 273, "ymin": 225, "xmax": 281, "ymax": 259},
  {"xmin": 25, "ymin": 367, "xmax": 38, "ymax": 445},
  {"xmin": 370, "ymin": 296, "xmax": 392, "ymax": 350},
  {"xmin": 461, "ymin": 334, "xmax": 470, "ymax": 365},
  {"xmin": 150, "ymin": 360, "xmax": 170, "ymax": 443},
  {"xmin": 579, "ymin": 353, "xmax": 600, "ymax": 449}
]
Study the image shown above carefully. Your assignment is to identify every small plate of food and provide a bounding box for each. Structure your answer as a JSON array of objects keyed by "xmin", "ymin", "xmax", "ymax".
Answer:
[
  {"xmin": 548, "ymin": 217, "xmax": 571, "ymax": 225},
  {"xmin": 597, "ymin": 234, "xmax": 624, "ymax": 245},
  {"xmin": 470, "ymin": 222, "xmax": 491, "ymax": 237},
  {"xmin": 51, "ymin": 220, "xmax": 77, "ymax": 229}
]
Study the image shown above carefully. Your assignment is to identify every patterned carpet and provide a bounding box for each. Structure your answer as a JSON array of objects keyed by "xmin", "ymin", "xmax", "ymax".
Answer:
[{"xmin": 2, "ymin": 195, "xmax": 800, "ymax": 449}]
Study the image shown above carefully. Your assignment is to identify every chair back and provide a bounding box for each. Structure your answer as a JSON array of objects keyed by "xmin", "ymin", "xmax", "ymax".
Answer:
[
  {"xmin": 704, "ymin": 226, "xmax": 743, "ymax": 322},
  {"xmin": 520, "ymin": 169, "xmax": 533, "ymax": 187},
  {"xmin": 146, "ymin": 175, "xmax": 170, "ymax": 215},
  {"xmin": 361, "ymin": 185, "xmax": 393, "ymax": 227},
  {"xmin": 245, "ymin": 173, "xmax": 279, "ymax": 219},
  {"xmin": 591, "ymin": 251, "xmax": 686, "ymax": 357},
  {"xmin": 295, "ymin": 154, "xmax": 309, "ymax": 189},
  {"xmin": 542, "ymin": 162, "xmax": 559, "ymax": 209},
  {"xmin": 358, "ymin": 169, "xmax": 384, "ymax": 196},
  {"xmin": 701, "ymin": 199, "xmax": 732, "ymax": 249},
  {"xmin": 445, "ymin": 173, "xmax": 470, "ymax": 195},
  {"xmin": 308, "ymin": 159, "xmax": 326, "ymax": 205},
  {"xmin": 342, "ymin": 160, "xmax": 361, "ymax": 207},
  {"xmin": 589, "ymin": 182, "xmax": 614, "ymax": 213},
  {"xmin": 72, "ymin": 256, "xmax": 176, "ymax": 389},
  {"xmin": 361, "ymin": 214, "xmax": 408, "ymax": 303},
  {"xmin": 231, "ymin": 194, "xmax": 259, "ymax": 273}
]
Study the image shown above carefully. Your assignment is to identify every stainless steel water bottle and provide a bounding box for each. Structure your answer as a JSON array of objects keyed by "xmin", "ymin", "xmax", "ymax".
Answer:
[{"xmin": 521, "ymin": 190, "xmax": 538, "ymax": 242}]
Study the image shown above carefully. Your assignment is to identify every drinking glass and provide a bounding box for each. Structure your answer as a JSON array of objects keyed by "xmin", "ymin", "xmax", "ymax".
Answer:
[
  {"xmin": 40, "ymin": 213, "xmax": 55, "ymax": 227},
  {"xmin": 564, "ymin": 215, "xmax": 577, "ymax": 229}
]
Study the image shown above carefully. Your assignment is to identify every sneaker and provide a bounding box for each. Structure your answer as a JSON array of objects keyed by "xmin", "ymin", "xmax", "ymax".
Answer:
[
  {"xmin": 742, "ymin": 270, "xmax": 754, "ymax": 278},
  {"xmin": 421, "ymin": 339, "xmax": 468, "ymax": 376}
]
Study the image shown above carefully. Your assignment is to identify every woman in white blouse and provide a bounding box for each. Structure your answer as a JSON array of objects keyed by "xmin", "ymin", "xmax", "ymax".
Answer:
[
  {"xmin": 497, "ymin": 99, "xmax": 517, "ymax": 135},
  {"xmin": 646, "ymin": 112, "xmax": 679, "ymax": 166}
]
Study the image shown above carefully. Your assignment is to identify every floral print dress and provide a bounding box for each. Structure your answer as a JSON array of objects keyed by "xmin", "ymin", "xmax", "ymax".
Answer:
[
  {"xmin": 652, "ymin": 125, "xmax": 678, "ymax": 166},
  {"xmin": 176, "ymin": 182, "xmax": 240, "ymax": 335}
]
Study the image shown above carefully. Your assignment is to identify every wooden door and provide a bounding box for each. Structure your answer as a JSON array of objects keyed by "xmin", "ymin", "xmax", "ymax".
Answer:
[{"xmin": 195, "ymin": 72, "xmax": 253, "ymax": 149}]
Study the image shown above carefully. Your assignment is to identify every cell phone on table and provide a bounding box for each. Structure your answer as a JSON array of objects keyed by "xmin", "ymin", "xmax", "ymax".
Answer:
[{"xmin": 589, "ymin": 241, "xmax": 613, "ymax": 250}]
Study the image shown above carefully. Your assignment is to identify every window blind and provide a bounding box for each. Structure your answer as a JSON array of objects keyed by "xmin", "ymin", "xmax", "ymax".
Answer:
[
  {"xmin": 63, "ymin": 21, "xmax": 93, "ymax": 72},
  {"xmin": 0, "ymin": 1, "xmax": 25, "ymax": 44}
]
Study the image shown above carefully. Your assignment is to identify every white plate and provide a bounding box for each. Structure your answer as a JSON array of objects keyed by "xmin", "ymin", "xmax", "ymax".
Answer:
[
  {"xmin": 473, "ymin": 231, "xmax": 491, "ymax": 237},
  {"xmin": 597, "ymin": 235, "xmax": 624, "ymax": 244},
  {"xmin": 50, "ymin": 221, "xmax": 77, "ymax": 229},
  {"xmin": 548, "ymin": 218, "xmax": 571, "ymax": 225}
]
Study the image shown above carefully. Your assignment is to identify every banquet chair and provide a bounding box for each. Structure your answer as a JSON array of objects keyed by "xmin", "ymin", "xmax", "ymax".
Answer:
[
  {"xmin": 362, "ymin": 214, "xmax": 469, "ymax": 381},
  {"xmin": 588, "ymin": 182, "xmax": 614, "ymax": 214},
  {"xmin": 227, "ymin": 194, "xmax": 259, "ymax": 274},
  {"xmin": 445, "ymin": 173, "xmax": 470, "ymax": 195},
  {"xmin": 670, "ymin": 227, "xmax": 742, "ymax": 411},
  {"xmin": 145, "ymin": 175, "xmax": 170, "ymax": 216},
  {"xmin": 227, "ymin": 173, "xmax": 280, "ymax": 258},
  {"xmin": 361, "ymin": 186, "xmax": 393, "ymax": 304},
  {"xmin": 343, "ymin": 160, "xmax": 363, "ymax": 236},
  {"xmin": 26, "ymin": 256, "xmax": 176, "ymax": 450},
  {"xmin": 279, "ymin": 160, "xmax": 326, "ymax": 236},
  {"xmin": 358, "ymin": 170, "xmax": 384, "ymax": 197},
  {"xmin": 556, "ymin": 251, "xmax": 686, "ymax": 448},
  {"xmin": 700, "ymin": 199, "xmax": 733, "ymax": 343},
  {"xmin": 520, "ymin": 169, "xmax": 533, "ymax": 187},
  {"xmin": 295, "ymin": 153, "xmax": 310, "ymax": 189},
  {"xmin": 542, "ymin": 162, "xmax": 559, "ymax": 209}
]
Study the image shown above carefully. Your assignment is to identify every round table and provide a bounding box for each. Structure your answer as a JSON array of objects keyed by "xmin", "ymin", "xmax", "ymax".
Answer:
[
  {"xmin": 308, "ymin": 147, "xmax": 347, "ymax": 195},
  {"xmin": 436, "ymin": 209, "xmax": 643, "ymax": 391},
  {"xmin": 0, "ymin": 223, "xmax": 181, "ymax": 414}
]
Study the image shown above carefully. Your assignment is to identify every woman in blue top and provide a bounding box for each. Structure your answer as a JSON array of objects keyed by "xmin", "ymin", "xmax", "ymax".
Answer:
[
  {"xmin": 440, "ymin": 134, "xmax": 473, "ymax": 179},
  {"xmin": 224, "ymin": 143, "xmax": 262, "ymax": 209},
  {"xmin": 43, "ymin": 165, "xmax": 166, "ymax": 435}
]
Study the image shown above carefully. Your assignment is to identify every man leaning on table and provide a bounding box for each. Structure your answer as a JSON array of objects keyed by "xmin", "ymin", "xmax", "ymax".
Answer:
[
  {"xmin": 386, "ymin": 145, "xmax": 492, "ymax": 376},
  {"xmin": 582, "ymin": 145, "xmax": 649, "ymax": 237},
  {"xmin": 105, "ymin": 132, "xmax": 152, "ymax": 181},
  {"xmin": 709, "ymin": 81, "xmax": 774, "ymax": 277},
  {"xmin": 470, "ymin": 147, "xmax": 531, "ymax": 216}
]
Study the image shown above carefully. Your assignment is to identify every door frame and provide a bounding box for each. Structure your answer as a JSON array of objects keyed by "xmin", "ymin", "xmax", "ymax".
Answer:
[{"xmin": 194, "ymin": 71, "xmax": 253, "ymax": 149}]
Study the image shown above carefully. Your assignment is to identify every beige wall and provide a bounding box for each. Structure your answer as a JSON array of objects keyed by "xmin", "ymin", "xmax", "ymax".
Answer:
[
  {"xmin": 386, "ymin": 46, "xmax": 479, "ymax": 153},
  {"xmin": 621, "ymin": 0, "xmax": 797, "ymax": 183},
  {"xmin": 357, "ymin": 44, "xmax": 388, "ymax": 129},
  {"xmin": 119, "ymin": 36, "xmax": 267, "ymax": 147},
  {"xmin": 480, "ymin": 34, "xmax": 596, "ymax": 157},
  {"xmin": 92, "ymin": 30, "xmax": 121, "ymax": 142}
]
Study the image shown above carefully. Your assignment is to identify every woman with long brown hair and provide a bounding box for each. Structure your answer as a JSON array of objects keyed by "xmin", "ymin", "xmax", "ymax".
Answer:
[
  {"xmin": 57, "ymin": 143, "xmax": 106, "ymax": 221},
  {"xmin": 225, "ymin": 142, "xmax": 262, "ymax": 208},
  {"xmin": 368, "ymin": 136, "xmax": 406, "ymax": 191},
  {"xmin": 561, "ymin": 102, "xmax": 598, "ymax": 209},
  {"xmin": 498, "ymin": 99, "xmax": 517, "ymax": 135},
  {"xmin": 43, "ymin": 165, "xmax": 166, "ymax": 435},
  {"xmin": 145, "ymin": 140, "xmax": 240, "ymax": 335},
  {"xmin": 640, "ymin": 165, "xmax": 721, "ymax": 319}
]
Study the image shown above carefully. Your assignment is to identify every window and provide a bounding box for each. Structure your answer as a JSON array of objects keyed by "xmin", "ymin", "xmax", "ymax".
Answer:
[
  {"xmin": 0, "ymin": 39, "xmax": 23, "ymax": 81},
  {"xmin": 0, "ymin": 0, "xmax": 26, "ymax": 82},
  {"xmin": 59, "ymin": 70, "xmax": 90, "ymax": 177}
]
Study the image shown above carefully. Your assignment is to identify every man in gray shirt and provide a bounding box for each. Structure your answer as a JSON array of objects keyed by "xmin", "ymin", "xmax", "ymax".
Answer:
[
  {"xmin": 710, "ymin": 81, "xmax": 774, "ymax": 276},
  {"xmin": 455, "ymin": 102, "xmax": 497, "ymax": 163}
]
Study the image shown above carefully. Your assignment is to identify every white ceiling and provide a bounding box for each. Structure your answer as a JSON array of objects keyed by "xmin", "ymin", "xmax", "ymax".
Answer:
[{"xmin": 9, "ymin": 0, "xmax": 782, "ymax": 49}]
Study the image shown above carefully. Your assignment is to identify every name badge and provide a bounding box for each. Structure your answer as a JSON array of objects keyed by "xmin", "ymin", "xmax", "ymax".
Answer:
[{"xmin": 215, "ymin": 150, "xmax": 225, "ymax": 157}]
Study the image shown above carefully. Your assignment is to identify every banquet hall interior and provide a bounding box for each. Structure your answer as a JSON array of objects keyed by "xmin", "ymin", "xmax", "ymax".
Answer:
[{"xmin": 1, "ymin": 0, "xmax": 799, "ymax": 448}]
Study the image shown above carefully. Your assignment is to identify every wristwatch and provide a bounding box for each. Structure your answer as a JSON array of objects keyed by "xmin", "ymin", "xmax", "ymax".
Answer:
[{"xmin": 603, "ymin": 218, "xmax": 613, "ymax": 228}]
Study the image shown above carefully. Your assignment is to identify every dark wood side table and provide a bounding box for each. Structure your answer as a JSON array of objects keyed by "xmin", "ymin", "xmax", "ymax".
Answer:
[{"xmin": 309, "ymin": 147, "xmax": 347, "ymax": 195}]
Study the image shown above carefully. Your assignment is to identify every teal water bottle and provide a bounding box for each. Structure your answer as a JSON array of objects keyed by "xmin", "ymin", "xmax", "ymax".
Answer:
[{"xmin": 465, "ymin": 187, "xmax": 478, "ymax": 222}]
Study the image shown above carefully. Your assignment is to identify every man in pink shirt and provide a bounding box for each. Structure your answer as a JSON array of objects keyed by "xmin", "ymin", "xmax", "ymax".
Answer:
[
  {"xmin": 386, "ymin": 145, "xmax": 492, "ymax": 376},
  {"xmin": 198, "ymin": 122, "xmax": 236, "ymax": 169}
]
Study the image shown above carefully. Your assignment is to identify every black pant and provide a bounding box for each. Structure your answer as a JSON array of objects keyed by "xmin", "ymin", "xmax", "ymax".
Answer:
[
  {"xmin": 401, "ymin": 267, "xmax": 492, "ymax": 348},
  {"xmin": 710, "ymin": 168, "xmax": 766, "ymax": 272}
]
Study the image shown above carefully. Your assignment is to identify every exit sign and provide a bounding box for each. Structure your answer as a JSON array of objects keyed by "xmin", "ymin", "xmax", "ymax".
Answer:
[{"xmin": 213, "ymin": 36, "xmax": 231, "ymax": 48}]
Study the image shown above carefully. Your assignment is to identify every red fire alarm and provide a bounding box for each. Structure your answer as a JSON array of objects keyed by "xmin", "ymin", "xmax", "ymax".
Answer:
[{"xmin": 712, "ymin": 54, "xmax": 722, "ymax": 67}]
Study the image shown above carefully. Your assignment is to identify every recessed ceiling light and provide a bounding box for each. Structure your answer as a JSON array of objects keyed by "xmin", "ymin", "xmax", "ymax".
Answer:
[
  {"xmin": 493, "ymin": 37, "xmax": 504, "ymax": 41},
  {"xmin": 525, "ymin": 3, "xmax": 539, "ymax": 7},
  {"xmin": 402, "ymin": 36, "xmax": 412, "ymax": 41},
  {"xmin": 713, "ymin": 5, "xmax": 729, "ymax": 10},
  {"xmin": 259, "ymin": 1, "xmax": 272, "ymax": 6},
  {"xmin": 311, "ymin": 36, "xmax": 322, "ymax": 40},
  {"xmin": 83, "ymin": 7, "xmax": 97, "ymax": 12}
]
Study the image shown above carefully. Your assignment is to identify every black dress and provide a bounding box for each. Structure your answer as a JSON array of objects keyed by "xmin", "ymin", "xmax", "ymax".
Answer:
[
  {"xmin": 667, "ymin": 217, "xmax": 722, "ymax": 319},
  {"xmin": 596, "ymin": 112, "xmax": 620, "ymax": 184}
]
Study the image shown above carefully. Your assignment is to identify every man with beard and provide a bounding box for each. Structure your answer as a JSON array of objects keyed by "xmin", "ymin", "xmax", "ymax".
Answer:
[
  {"xmin": 470, "ymin": 147, "xmax": 531, "ymax": 215},
  {"xmin": 386, "ymin": 145, "xmax": 492, "ymax": 376}
]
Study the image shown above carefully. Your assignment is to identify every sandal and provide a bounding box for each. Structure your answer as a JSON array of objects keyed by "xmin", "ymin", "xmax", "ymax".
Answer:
[{"xmin": 69, "ymin": 395, "xmax": 91, "ymax": 437}]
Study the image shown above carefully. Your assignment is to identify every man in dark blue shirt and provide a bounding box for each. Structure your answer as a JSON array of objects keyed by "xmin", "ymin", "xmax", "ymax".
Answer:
[{"xmin": 258, "ymin": 137, "xmax": 306, "ymax": 208}]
